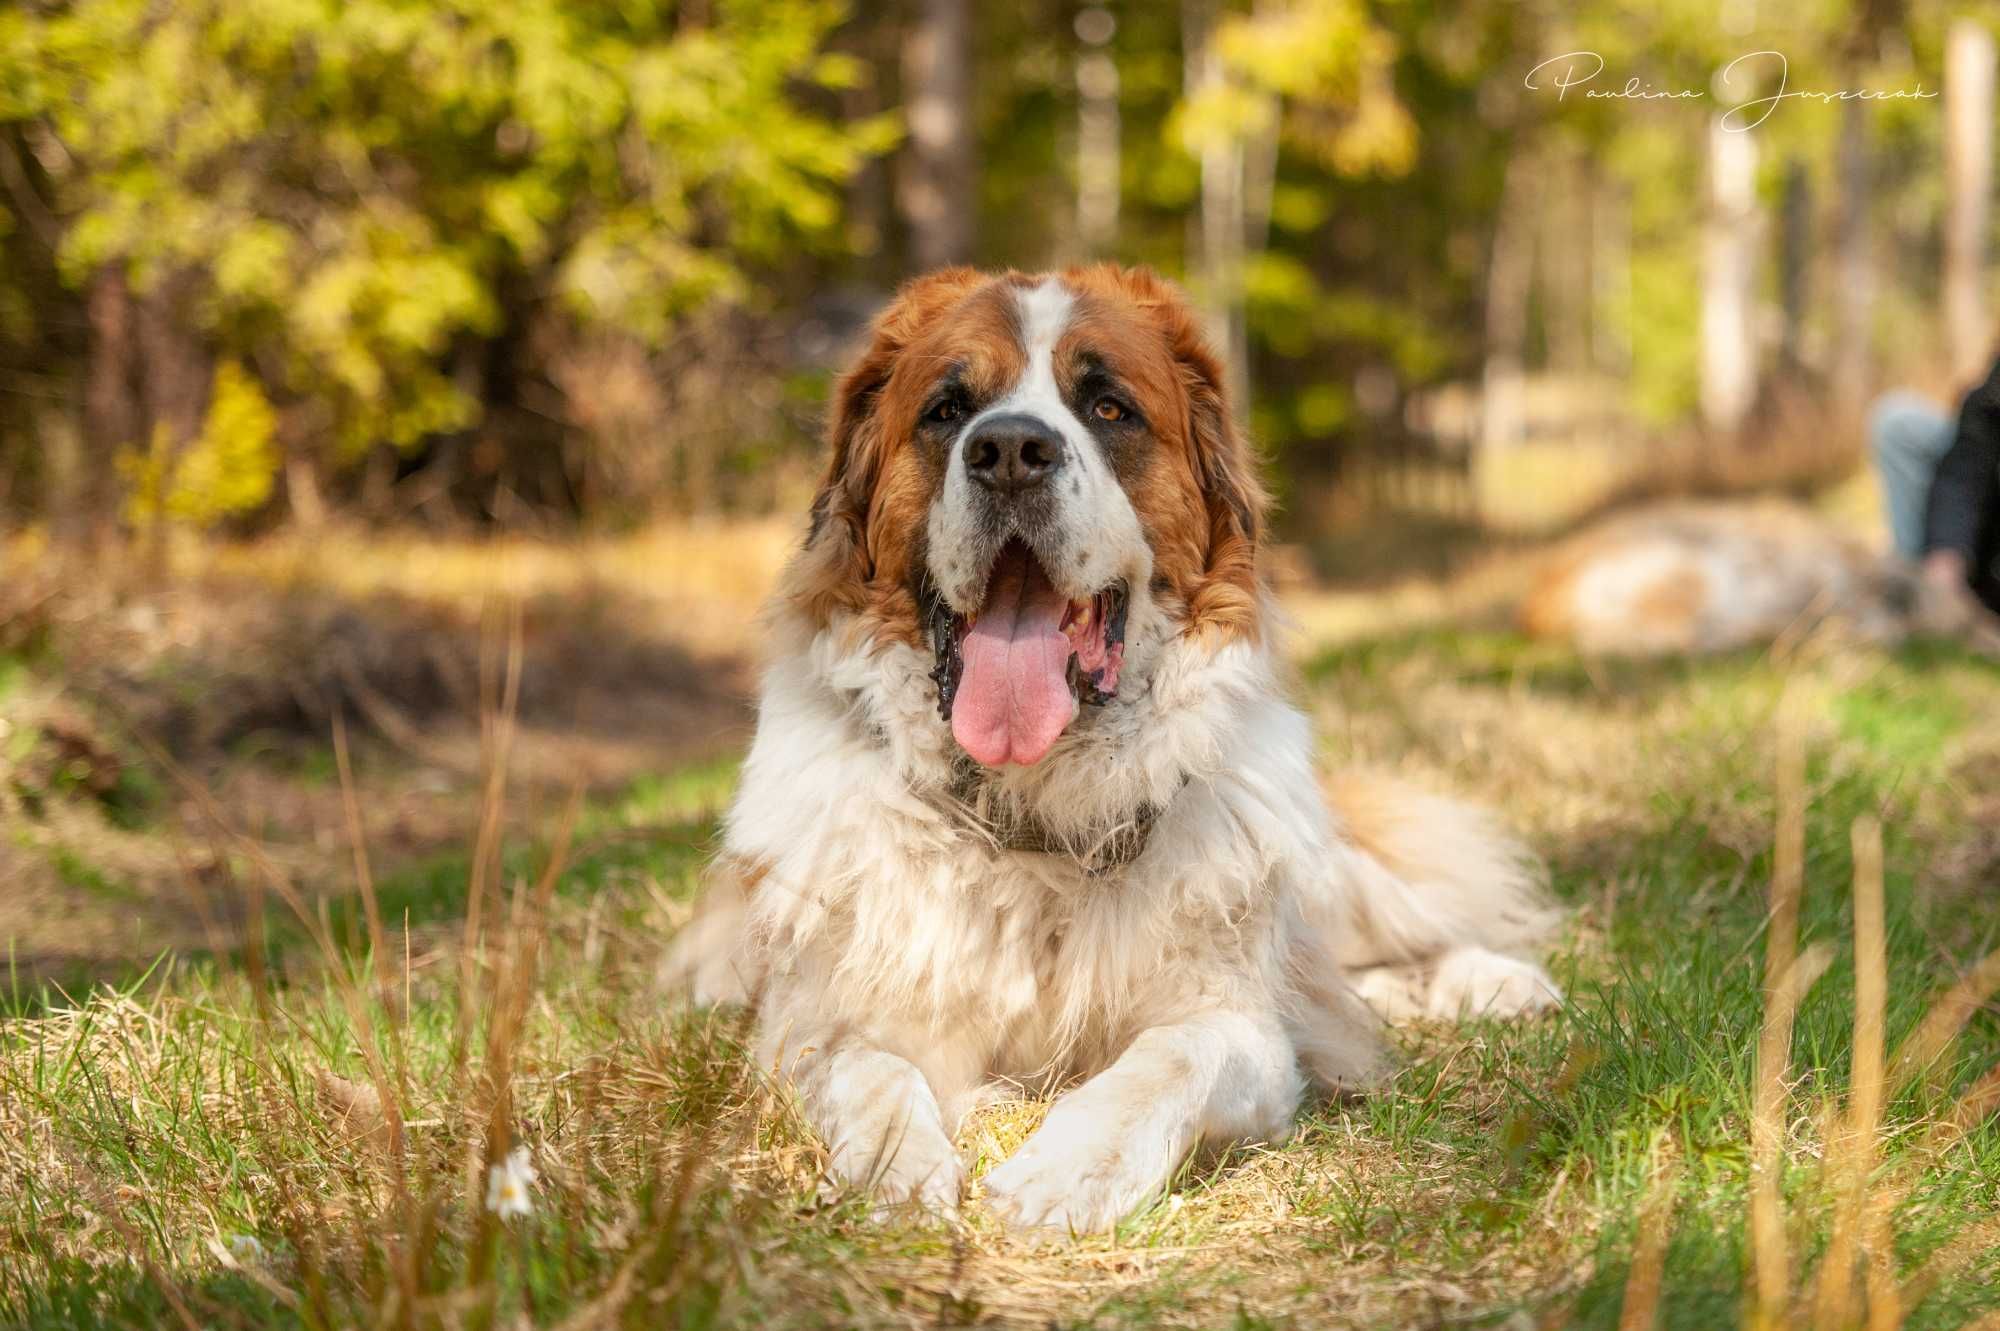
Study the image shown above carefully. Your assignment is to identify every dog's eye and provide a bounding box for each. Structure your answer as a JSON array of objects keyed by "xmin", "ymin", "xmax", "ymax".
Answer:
[
  {"xmin": 927, "ymin": 399, "xmax": 963, "ymax": 425},
  {"xmin": 1093, "ymin": 398, "xmax": 1127, "ymax": 422}
]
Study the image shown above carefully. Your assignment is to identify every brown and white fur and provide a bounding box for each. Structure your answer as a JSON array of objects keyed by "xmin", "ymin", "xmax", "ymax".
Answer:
[
  {"xmin": 669, "ymin": 266, "xmax": 1559, "ymax": 1234},
  {"xmin": 1519, "ymin": 501, "xmax": 2000, "ymax": 656}
]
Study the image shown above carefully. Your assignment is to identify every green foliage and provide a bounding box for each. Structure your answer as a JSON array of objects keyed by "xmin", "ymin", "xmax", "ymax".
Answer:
[
  {"xmin": 119, "ymin": 361, "xmax": 278, "ymax": 529},
  {"xmin": 0, "ymin": 0, "xmax": 891, "ymax": 473},
  {"xmin": 1210, "ymin": 0, "xmax": 1415, "ymax": 177}
]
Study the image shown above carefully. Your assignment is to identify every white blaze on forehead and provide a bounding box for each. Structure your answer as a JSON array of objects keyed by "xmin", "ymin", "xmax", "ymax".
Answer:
[
  {"xmin": 944, "ymin": 278, "xmax": 1079, "ymax": 436},
  {"xmin": 983, "ymin": 279, "xmax": 1086, "ymax": 456},
  {"xmin": 1013, "ymin": 278, "xmax": 1075, "ymax": 398}
]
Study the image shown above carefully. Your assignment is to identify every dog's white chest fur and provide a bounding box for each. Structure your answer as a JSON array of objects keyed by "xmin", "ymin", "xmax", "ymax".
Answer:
[{"xmin": 724, "ymin": 622, "xmax": 1321, "ymax": 1101}]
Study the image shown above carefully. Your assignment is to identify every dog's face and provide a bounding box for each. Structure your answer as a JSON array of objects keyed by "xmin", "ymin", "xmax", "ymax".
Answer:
[{"xmin": 787, "ymin": 265, "xmax": 1265, "ymax": 768}]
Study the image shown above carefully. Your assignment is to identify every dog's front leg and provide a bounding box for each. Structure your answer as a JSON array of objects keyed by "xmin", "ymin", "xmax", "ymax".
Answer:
[
  {"xmin": 982, "ymin": 1011, "xmax": 1302, "ymax": 1234},
  {"xmin": 784, "ymin": 1035, "xmax": 966, "ymax": 1216}
]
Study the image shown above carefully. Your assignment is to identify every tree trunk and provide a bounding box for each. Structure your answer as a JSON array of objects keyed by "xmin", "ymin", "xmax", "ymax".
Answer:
[
  {"xmin": 1545, "ymin": 147, "xmax": 1591, "ymax": 374},
  {"xmin": 1832, "ymin": 100, "xmax": 1874, "ymax": 422},
  {"xmin": 134, "ymin": 272, "xmax": 211, "ymax": 567},
  {"xmin": 1944, "ymin": 18, "xmax": 1995, "ymax": 386},
  {"xmin": 76, "ymin": 270, "xmax": 140, "ymax": 549},
  {"xmin": 1592, "ymin": 178, "xmax": 1632, "ymax": 375},
  {"xmin": 136, "ymin": 276, "xmax": 208, "ymax": 454},
  {"xmin": 841, "ymin": 18, "xmax": 894, "ymax": 259},
  {"xmin": 1074, "ymin": 7, "xmax": 1121, "ymax": 257},
  {"xmin": 1777, "ymin": 158, "xmax": 1811, "ymax": 377},
  {"xmin": 1700, "ymin": 114, "xmax": 1758, "ymax": 437},
  {"xmin": 1481, "ymin": 146, "xmax": 1534, "ymax": 454},
  {"xmin": 1240, "ymin": 0, "xmax": 1280, "ymax": 263},
  {"xmin": 898, "ymin": 0, "xmax": 974, "ymax": 270},
  {"xmin": 1182, "ymin": 0, "xmax": 1247, "ymax": 409}
]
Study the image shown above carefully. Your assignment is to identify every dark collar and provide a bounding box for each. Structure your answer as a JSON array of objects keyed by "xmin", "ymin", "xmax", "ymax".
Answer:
[{"xmin": 935, "ymin": 763, "xmax": 1183, "ymax": 876}]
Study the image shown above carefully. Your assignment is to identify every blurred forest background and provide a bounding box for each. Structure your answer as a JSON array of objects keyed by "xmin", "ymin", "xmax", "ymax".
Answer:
[{"xmin": 4, "ymin": 0, "xmax": 1999, "ymax": 555}]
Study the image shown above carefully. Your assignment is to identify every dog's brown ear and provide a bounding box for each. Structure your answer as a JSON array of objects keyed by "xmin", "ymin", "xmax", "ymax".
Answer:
[
  {"xmin": 790, "ymin": 267, "xmax": 986, "ymax": 624},
  {"xmin": 1182, "ymin": 346, "xmax": 1267, "ymax": 639},
  {"xmin": 1103, "ymin": 264, "xmax": 1267, "ymax": 636},
  {"xmin": 1182, "ymin": 332, "xmax": 1265, "ymax": 557}
]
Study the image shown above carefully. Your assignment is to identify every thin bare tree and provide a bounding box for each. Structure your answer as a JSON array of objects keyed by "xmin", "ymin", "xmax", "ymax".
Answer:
[
  {"xmin": 1182, "ymin": 0, "xmax": 1248, "ymax": 409},
  {"xmin": 1074, "ymin": 7, "xmax": 1121, "ymax": 256},
  {"xmin": 1777, "ymin": 158, "xmax": 1811, "ymax": 377},
  {"xmin": 1481, "ymin": 147, "xmax": 1534, "ymax": 455},
  {"xmin": 75, "ymin": 270, "xmax": 139, "ymax": 548},
  {"xmin": 1700, "ymin": 114, "xmax": 1759, "ymax": 436},
  {"xmin": 1944, "ymin": 18, "xmax": 1995, "ymax": 386},
  {"xmin": 898, "ymin": 0, "xmax": 974, "ymax": 270},
  {"xmin": 1832, "ymin": 101, "xmax": 1874, "ymax": 421}
]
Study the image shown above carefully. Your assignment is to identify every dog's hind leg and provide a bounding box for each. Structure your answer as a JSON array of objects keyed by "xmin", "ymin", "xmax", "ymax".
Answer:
[
  {"xmin": 1349, "ymin": 947, "xmax": 1561, "ymax": 1021},
  {"xmin": 1323, "ymin": 773, "xmax": 1562, "ymax": 1021}
]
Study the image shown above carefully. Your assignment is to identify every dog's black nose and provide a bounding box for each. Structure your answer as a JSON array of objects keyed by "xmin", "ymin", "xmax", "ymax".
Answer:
[{"xmin": 962, "ymin": 414, "xmax": 1065, "ymax": 495}]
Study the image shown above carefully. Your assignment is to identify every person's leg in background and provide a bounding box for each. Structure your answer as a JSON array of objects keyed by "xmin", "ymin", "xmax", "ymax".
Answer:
[{"xmin": 1869, "ymin": 391, "xmax": 1955, "ymax": 560}]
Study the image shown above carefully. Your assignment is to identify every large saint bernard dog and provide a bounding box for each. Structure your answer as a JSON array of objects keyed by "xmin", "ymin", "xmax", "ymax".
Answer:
[{"xmin": 672, "ymin": 265, "xmax": 1560, "ymax": 1234}]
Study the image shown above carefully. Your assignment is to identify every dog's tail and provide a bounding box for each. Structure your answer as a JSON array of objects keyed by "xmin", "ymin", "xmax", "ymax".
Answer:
[{"xmin": 1310, "ymin": 772, "xmax": 1561, "ymax": 1028}]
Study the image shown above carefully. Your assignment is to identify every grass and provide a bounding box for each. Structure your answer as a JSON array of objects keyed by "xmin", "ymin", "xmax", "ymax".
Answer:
[{"xmin": 2, "ymin": 612, "xmax": 1999, "ymax": 1328}]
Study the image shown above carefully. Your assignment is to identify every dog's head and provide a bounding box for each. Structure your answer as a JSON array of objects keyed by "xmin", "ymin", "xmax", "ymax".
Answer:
[{"xmin": 785, "ymin": 264, "xmax": 1266, "ymax": 768}]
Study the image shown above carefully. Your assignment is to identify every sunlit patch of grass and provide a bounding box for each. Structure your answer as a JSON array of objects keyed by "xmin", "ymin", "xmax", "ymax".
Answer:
[
  {"xmin": 1832, "ymin": 674, "xmax": 1967, "ymax": 774},
  {"xmin": 960, "ymin": 1099, "xmax": 1048, "ymax": 1182},
  {"xmin": 187, "ymin": 518, "xmax": 799, "ymax": 659},
  {"xmin": 592, "ymin": 754, "xmax": 741, "ymax": 829}
]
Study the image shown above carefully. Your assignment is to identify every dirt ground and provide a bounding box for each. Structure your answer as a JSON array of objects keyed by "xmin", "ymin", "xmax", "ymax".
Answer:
[{"xmin": 0, "ymin": 522, "xmax": 795, "ymax": 984}]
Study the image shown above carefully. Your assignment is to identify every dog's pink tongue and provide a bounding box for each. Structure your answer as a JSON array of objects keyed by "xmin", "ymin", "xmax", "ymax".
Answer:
[{"xmin": 953, "ymin": 547, "xmax": 1077, "ymax": 766}]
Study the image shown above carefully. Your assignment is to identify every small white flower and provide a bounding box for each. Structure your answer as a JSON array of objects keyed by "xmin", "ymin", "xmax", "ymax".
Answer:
[
  {"xmin": 1167, "ymin": 1193, "xmax": 1185, "ymax": 1213},
  {"xmin": 225, "ymin": 1234, "xmax": 266, "ymax": 1264},
  {"xmin": 485, "ymin": 1146, "xmax": 538, "ymax": 1220}
]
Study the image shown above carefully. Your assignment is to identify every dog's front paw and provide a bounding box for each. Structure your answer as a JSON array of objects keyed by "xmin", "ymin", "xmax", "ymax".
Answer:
[
  {"xmin": 981, "ymin": 1105, "xmax": 1162, "ymax": 1235},
  {"xmin": 982, "ymin": 1145, "xmax": 1119, "ymax": 1235},
  {"xmin": 866, "ymin": 1145, "xmax": 966, "ymax": 1222},
  {"xmin": 846, "ymin": 1125, "xmax": 966, "ymax": 1221},
  {"xmin": 1428, "ymin": 946, "xmax": 1561, "ymax": 1019},
  {"xmin": 819, "ymin": 1066, "xmax": 967, "ymax": 1221}
]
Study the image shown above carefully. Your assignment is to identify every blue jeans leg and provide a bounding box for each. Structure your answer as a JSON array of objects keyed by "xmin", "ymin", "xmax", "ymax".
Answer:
[{"xmin": 1869, "ymin": 391, "xmax": 1955, "ymax": 560}]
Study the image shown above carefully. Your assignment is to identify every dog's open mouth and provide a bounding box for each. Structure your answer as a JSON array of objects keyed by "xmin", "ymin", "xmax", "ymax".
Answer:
[{"xmin": 930, "ymin": 539, "xmax": 1127, "ymax": 767}]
